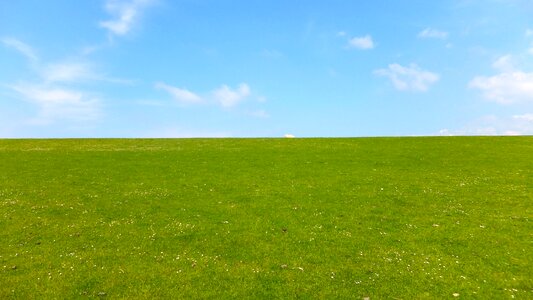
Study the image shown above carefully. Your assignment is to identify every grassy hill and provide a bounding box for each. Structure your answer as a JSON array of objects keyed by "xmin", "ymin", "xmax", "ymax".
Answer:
[{"xmin": 0, "ymin": 137, "xmax": 531, "ymax": 298}]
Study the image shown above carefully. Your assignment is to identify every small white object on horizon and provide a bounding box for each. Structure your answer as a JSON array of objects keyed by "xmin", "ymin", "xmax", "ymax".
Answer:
[{"xmin": 284, "ymin": 134, "xmax": 295, "ymax": 138}]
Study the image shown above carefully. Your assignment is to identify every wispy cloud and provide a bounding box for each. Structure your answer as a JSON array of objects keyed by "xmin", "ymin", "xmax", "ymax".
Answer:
[
  {"xmin": 1, "ymin": 38, "xmax": 127, "ymax": 124},
  {"xmin": 526, "ymin": 29, "xmax": 533, "ymax": 37},
  {"xmin": 156, "ymin": 82, "xmax": 253, "ymax": 108},
  {"xmin": 41, "ymin": 62, "xmax": 96, "ymax": 83},
  {"xmin": 155, "ymin": 82, "xmax": 204, "ymax": 105},
  {"xmin": 2, "ymin": 37, "xmax": 130, "ymax": 85},
  {"xmin": 99, "ymin": 0, "xmax": 155, "ymax": 36},
  {"xmin": 213, "ymin": 84, "xmax": 251, "ymax": 108},
  {"xmin": 1, "ymin": 37, "xmax": 38, "ymax": 61},
  {"xmin": 10, "ymin": 83, "xmax": 101, "ymax": 124},
  {"xmin": 513, "ymin": 113, "xmax": 533, "ymax": 122},
  {"xmin": 374, "ymin": 63, "xmax": 439, "ymax": 92},
  {"xmin": 348, "ymin": 35, "xmax": 375, "ymax": 50},
  {"xmin": 337, "ymin": 31, "xmax": 347, "ymax": 37},
  {"xmin": 418, "ymin": 28, "xmax": 449, "ymax": 39},
  {"xmin": 491, "ymin": 55, "xmax": 515, "ymax": 72},
  {"xmin": 43, "ymin": 61, "xmax": 133, "ymax": 84}
]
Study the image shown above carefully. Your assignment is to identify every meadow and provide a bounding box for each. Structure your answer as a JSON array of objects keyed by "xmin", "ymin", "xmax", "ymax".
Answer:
[{"xmin": 0, "ymin": 137, "xmax": 531, "ymax": 299}]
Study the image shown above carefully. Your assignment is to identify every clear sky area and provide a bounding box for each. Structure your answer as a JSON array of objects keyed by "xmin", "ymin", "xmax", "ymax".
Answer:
[{"xmin": 1, "ymin": 0, "xmax": 532, "ymax": 137}]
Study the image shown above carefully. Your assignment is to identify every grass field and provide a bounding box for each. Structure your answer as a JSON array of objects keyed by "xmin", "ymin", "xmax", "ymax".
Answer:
[{"xmin": 0, "ymin": 137, "xmax": 531, "ymax": 299}]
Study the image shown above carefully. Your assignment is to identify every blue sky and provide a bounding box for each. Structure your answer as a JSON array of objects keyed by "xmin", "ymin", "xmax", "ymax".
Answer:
[{"xmin": 1, "ymin": 0, "xmax": 532, "ymax": 137}]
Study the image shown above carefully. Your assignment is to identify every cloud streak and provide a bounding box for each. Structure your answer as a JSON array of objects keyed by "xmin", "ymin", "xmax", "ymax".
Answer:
[
  {"xmin": 155, "ymin": 82, "xmax": 203, "ymax": 105},
  {"xmin": 418, "ymin": 28, "xmax": 449, "ymax": 39},
  {"xmin": 42, "ymin": 62, "xmax": 96, "ymax": 83},
  {"xmin": 374, "ymin": 63, "xmax": 439, "ymax": 92},
  {"xmin": 42, "ymin": 61, "xmax": 133, "ymax": 84},
  {"xmin": 156, "ymin": 82, "xmax": 254, "ymax": 108},
  {"xmin": 513, "ymin": 113, "xmax": 533, "ymax": 122},
  {"xmin": 1, "ymin": 38, "xmax": 114, "ymax": 124},
  {"xmin": 10, "ymin": 83, "xmax": 101, "ymax": 124},
  {"xmin": 491, "ymin": 55, "xmax": 515, "ymax": 72},
  {"xmin": 1, "ymin": 37, "xmax": 38, "ymax": 61},
  {"xmin": 99, "ymin": 0, "xmax": 155, "ymax": 36}
]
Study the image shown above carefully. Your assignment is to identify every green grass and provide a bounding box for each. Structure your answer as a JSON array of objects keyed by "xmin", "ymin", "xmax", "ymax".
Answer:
[{"xmin": 0, "ymin": 137, "xmax": 531, "ymax": 299}]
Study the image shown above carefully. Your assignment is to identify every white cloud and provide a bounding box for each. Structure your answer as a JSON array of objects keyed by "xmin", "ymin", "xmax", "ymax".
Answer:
[
  {"xmin": 492, "ymin": 55, "xmax": 515, "ymax": 72},
  {"xmin": 212, "ymin": 83, "xmax": 251, "ymax": 107},
  {"xmin": 513, "ymin": 113, "xmax": 533, "ymax": 122},
  {"xmin": 3, "ymin": 38, "xmax": 130, "ymax": 85},
  {"xmin": 155, "ymin": 82, "xmax": 255, "ymax": 108},
  {"xmin": 155, "ymin": 82, "xmax": 203, "ymax": 105},
  {"xmin": 99, "ymin": 0, "xmax": 155, "ymax": 36},
  {"xmin": 42, "ymin": 62, "xmax": 95, "ymax": 83},
  {"xmin": 2, "ymin": 38, "xmax": 109, "ymax": 125},
  {"xmin": 418, "ymin": 28, "xmax": 449, "ymax": 39},
  {"xmin": 42, "ymin": 61, "xmax": 133, "ymax": 84},
  {"xmin": 1, "ymin": 37, "xmax": 38, "ymax": 61},
  {"xmin": 438, "ymin": 114, "xmax": 533, "ymax": 136},
  {"xmin": 348, "ymin": 35, "xmax": 375, "ymax": 50},
  {"xmin": 374, "ymin": 63, "xmax": 440, "ymax": 92},
  {"xmin": 438, "ymin": 127, "xmax": 502, "ymax": 136},
  {"xmin": 80, "ymin": 44, "xmax": 104, "ymax": 56},
  {"xmin": 10, "ymin": 83, "xmax": 101, "ymax": 123},
  {"xmin": 469, "ymin": 72, "xmax": 533, "ymax": 104}
]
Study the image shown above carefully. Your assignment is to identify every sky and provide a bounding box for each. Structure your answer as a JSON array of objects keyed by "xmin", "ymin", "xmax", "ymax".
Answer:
[{"xmin": 1, "ymin": 0, "xmax": 533, "ymax": 138}]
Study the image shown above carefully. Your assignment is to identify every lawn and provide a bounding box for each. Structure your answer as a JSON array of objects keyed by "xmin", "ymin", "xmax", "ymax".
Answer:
[{"xmin": 0, "ymin": 137, "xmax": 531, "ymax": 298}]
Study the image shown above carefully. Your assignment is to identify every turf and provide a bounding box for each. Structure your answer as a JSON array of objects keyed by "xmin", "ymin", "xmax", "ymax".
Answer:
[{"xmin": 0, "ymin": 137, "xmax": 531, "ymax": 299}]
